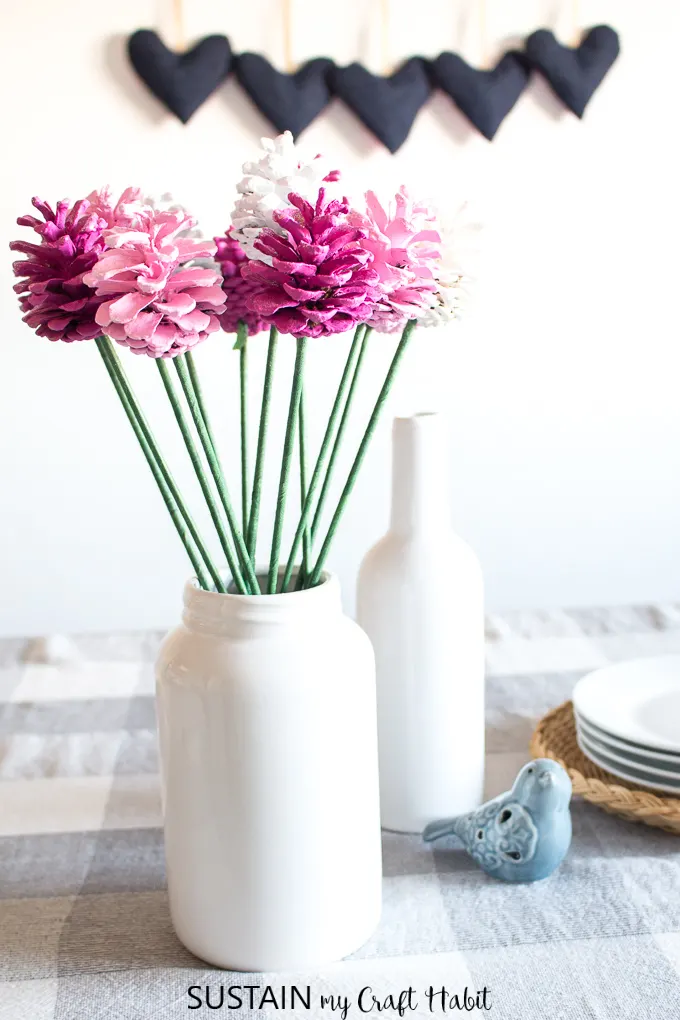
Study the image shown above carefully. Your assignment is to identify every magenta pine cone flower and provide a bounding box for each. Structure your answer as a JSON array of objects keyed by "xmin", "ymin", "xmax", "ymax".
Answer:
[
  {"xmin": 214, "ymin": 231, "xmax": 266, "ymax": 337},
  {"xmin": 10, "ymin": 197, "xmax": 109, "ymax": 343},
  {"xmin": 349, "ymin": 188, "xmax": 442, "ymax": 333},
  {"xmin": 242, "ymin": 190, "xmax": 380, "ymax": 339},
  {"xmin": 83, "ymin": 208, "xmax": 226, "ymax": 358}
]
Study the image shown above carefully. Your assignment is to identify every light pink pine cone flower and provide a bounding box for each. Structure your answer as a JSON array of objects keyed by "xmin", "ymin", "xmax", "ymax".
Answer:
[
  {"xmin": 84, "ymin": 208, "xmax": 225, "ymax": 358},
  {"xmin": 349, "ymin": 188, "xmax": 442, "ymax": 333},
  {"xmin": 85, "ymin": 187, "xmax": 148, "ymax": 230}
]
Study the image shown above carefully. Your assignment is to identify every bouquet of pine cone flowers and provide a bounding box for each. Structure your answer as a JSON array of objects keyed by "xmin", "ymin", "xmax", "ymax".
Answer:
[{"xmin": 10, "ymin": 133, "xmax": 474, "ymax": 595}]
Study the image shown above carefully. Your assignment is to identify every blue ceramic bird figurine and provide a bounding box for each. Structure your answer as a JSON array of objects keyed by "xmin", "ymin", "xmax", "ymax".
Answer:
[{"xmin": 423, "ymin": 759, "xmax": 572, "ymax": 882}]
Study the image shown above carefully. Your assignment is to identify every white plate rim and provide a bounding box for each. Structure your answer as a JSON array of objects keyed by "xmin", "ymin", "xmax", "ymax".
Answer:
[
  {"xmin": 577, "ymin": 723, "xmax": 680, "ymax": 780},
  {"xmin": 575, "ymin": 711, "xmax": 680, "ymax": 765},
  {"xmin": 576, "ymin": 731, "xmax": 680, "ymax": 795},
  {"xmin": 573, "ymin": 655, "xmax": 680, "ymax": 753}
]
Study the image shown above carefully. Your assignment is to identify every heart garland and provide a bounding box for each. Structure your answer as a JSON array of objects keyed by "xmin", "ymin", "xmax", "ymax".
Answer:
[
  {"xmin": 331, "ymin": 59, "xmax": 432, "ymax": 154},
  {"xmin": 525, "ymin": 25, "xmax": 621, "ymax": 117},
  {"xmin": 127, "ymin": 30, "xmax": 232, "ymax": 124},
  {"xmin": 126, "ymin": 25, "xmax": 620, "ymax": 147},
  {"xmin": 235, "ymin": 54, "xmax": 335, "ymax": 139},
  {"xmin": 429, "ymin": 51, "xmax": 531, "ymax": 141}
]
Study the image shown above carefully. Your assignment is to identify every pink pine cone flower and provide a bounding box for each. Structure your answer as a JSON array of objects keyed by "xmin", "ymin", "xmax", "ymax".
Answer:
[
  {"xmin": 214, "ymin": 231, "xmax": 266, "ymax": 336},
  {"xmin": 85, "ymin": 186, "xmax": 148, "ymax": 230},
  {"xmin": 349, "ymin": 188, "xmax": 442, "ymax": 333},
  {"xmin": 10, "ymin": 197, "xmax": 109, "ymax": 342},
  {"xmin": 84, "ymin": 208, "xmax": 225, "ymax": 359},
  {"xmin": 242, "ymin": 190, "xmax": 380, "ymax": 339}
]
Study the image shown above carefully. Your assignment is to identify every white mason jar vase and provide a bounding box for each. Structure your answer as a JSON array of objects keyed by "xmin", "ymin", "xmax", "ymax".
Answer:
[{"xmin": 156, "ymin": 572, "xmax": 382, "ymax": 971}]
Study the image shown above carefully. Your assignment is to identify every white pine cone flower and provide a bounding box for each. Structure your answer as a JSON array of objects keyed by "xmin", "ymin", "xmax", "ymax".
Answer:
[
  {"xmin": 231, "ymin": 131, "xmax": 339, "ymax": 263},
  {"xmin": 418, "ymin": 202, "xmax": 483, "ymax": 328}
]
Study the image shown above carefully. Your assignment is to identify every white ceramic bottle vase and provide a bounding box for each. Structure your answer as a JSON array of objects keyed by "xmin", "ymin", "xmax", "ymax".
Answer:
[
  {"xmin": 156, "ymin": 572, "xmax": 382, "ymax": 971},
  {"xmin": 357, "ymin": 413, "xmax": 485, "ymax": 834}
]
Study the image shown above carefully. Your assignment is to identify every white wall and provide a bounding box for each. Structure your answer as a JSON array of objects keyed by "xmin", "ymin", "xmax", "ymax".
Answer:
[{"xmin": 1, "ymin": 0, "xmax": 679, "ymax": 637}]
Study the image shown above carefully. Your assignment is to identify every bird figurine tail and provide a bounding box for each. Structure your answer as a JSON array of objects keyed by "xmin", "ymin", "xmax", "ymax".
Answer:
[{"xmin": 423, "ymin": 817, "xmax": 458, "ymax": 842}]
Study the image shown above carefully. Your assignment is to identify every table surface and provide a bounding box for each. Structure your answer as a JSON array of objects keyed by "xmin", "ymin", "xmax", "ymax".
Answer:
[{"xmin": 2, "ymin": 605, "xmax": 680, "ymax": 1019}]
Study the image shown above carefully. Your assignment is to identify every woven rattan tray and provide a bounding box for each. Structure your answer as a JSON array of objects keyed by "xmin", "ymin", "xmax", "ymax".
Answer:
[{"xmin": 530, "ymin": 700, "xmax": 680, "ymax": 835}]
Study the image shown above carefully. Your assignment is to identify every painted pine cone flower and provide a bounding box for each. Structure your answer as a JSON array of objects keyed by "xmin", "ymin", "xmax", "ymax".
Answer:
[
  {"xmin": 349, "ymin": 188, "xmax": 442, "ymax": 334},
  {"xmin": 418, "ymin": 203, "xmax": 483, "ymax": 328},
  {"xmin": 83, "ymin": 208, "xmax": 225, "ymax": 358},
  {"xmin": 214, "ymin": 231, "xmax": 266, "ymax": 336},
  {"xmin": 86, "ymin": 186, "xmax": 148, "ymax": 230},
  {"xmin": 10, "ymin": 197, "xmax": 109, "ymax": 343},
  {"xmin": 87, "ymin": 187, "xmax": 203, "ymax": 237},
  {"xmin": 242, "ymin": 190, "xmax": 380, "ymax": 339},
  {"xmin": 232, "ymin": 131, "xmax": 341, "ymax": 263},
  {"xmin": 417, "ymin": 268, "xmax": 468, "ymax": 327}
]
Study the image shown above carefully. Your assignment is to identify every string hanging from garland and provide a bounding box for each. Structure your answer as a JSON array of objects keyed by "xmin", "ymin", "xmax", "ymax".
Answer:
[{"xmin": 126, "ymin": 0, "xmax": 620, "ymax": 151}]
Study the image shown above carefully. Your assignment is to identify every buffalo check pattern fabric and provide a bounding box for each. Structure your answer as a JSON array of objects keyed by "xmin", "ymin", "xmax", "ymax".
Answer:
[{"xmin": 2, "ymin": 606, "xmax": 680, "ymax": 1019}]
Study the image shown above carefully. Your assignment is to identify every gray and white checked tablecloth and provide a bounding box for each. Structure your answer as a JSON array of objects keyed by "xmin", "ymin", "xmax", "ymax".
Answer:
[{"xmin": 2, "ymin": 605, "xmax": 680, "ymax": 1019}]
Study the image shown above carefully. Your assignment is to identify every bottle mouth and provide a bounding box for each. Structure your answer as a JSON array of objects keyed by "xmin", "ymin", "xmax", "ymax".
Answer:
[
  {"xmin": 394, "ymin": 410, "xmax": 440, "ymax": 423},
  {"xmin": 182, "ymin": 570, "xmax": 339, "ymax": 632}
]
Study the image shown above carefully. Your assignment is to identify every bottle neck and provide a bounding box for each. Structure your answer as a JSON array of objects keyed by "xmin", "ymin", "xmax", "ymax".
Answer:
[{"xmin": 390, "ymin": 413, "xmax": 450, "ymax": 536}]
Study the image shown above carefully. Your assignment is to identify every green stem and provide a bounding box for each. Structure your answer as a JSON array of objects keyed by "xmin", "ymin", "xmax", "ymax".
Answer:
[
  {"xmin": 184, "ymin": 351, "xmax": 215, "ymax": 451},
  {"xmin": 307, "ymin": 320, "xmax": 416, "ymax": 588},
  {"xmin": 174, "ymin": 357, "xmax": 260, "ymax": 595},
  {"xmin": 281, "ymin": 324, "xmax": 365, "ymax": 594},
  {"xmin": 237, "ymin": 322, "xmax": 249, "ymax": 534},
  {"xmin": 156, "ymin": 359, "xmax": 248, "ymax": 595},
  {"xmin": 95, "ymin": 337, "xmax": 223, "ymax": 592},
  {"xmin": 310, "ymin": 326, "xmax": 371, "ymax": 543},
  {"xmin": 268, "ymin": 337, "xmax": 307, "ymax": 594},
  {"xmin": 298, "ymin": 384, "xmax": 310, "ymax": 583},
  {"xmin": 247, "ymin": 325, "xmax": 279, "ymax": 565},
  {"xmin": 185, "ymin": 350, "xmax": 233, "ymax": 501}
]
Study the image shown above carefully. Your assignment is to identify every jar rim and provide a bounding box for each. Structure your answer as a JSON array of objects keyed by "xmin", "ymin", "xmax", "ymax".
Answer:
[{"xmin": 182, "ymin": 570, "xmax": 340, "ymax": 632}]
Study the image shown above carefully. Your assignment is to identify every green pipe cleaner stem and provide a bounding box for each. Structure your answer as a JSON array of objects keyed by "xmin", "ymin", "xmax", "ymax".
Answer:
[
  {"xmin": 309, "ymin": 327, "xmax": 371, "ymax": 545},
  {"xmin": 267, "ymin": 337, "xmax": 307, "ymax": 594},
  {"xmin": 95, "ymin": 337, "xmax": 221, "ymax": 592},
  {"xmin": 235, "ymin": 322, "xmax": 249, "ymax": 533},
  {"xmin": 184, "ymin": 351, "xmax": 215, "ymax": 451},
  {"xmin": 247, "ymin": 326, "xmax": 279, "ymax": 565},
  {"xmin": 298, "ymin": 384, "xmax": 310, "ymax": 583},
  {"xmin": 307, "ymin": 320, "xmax": 415, "ymax": 588},
  {"xmin": 174, "ymin": 357, "xmax": 260, "ymax": 595},
  {"xmin": 156, "ymin": 359, "xmax": 248, "ymax": 595},
  {"xmin": 185, "ymin": 350, "xmax": 250, "ymax": 581},
  {"xmin": 280, "ymin": 323, "xmax": 365, "ymax": 594}
]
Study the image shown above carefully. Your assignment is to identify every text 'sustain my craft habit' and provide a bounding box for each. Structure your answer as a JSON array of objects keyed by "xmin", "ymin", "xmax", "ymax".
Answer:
[{"xmin": 127, "ymin": 25, "xmax": 620, "ymax": 152}]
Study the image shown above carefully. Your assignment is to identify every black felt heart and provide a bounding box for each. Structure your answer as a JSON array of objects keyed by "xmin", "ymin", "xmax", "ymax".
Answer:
[
  {"xmin": 127, "ymin": 30, "xmax": 232, "ymax": 123},
  {"xmin": 235, "ymin": 54, "xmax": 334, "ymax": 139},
  {"xmin": 525, "ymin": 25, "xmax": 620, "ymax": 117},
  {"xmin": 429, "ymin": 51, "xmax": 530, "ymax": 140},
  {"xmin": 331, "ymin": 58, "xmax": 432, "ymax": 153}
]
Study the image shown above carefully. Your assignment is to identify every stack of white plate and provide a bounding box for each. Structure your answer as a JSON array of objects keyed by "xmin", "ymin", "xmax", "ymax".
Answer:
[{"xmin": 572, "ymin": 655, "xmax": 680, "ymax": 794}]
